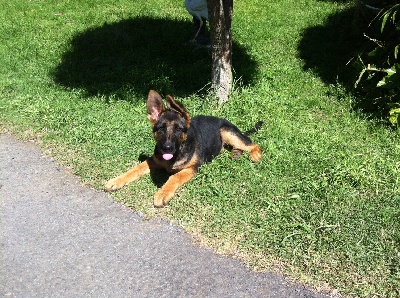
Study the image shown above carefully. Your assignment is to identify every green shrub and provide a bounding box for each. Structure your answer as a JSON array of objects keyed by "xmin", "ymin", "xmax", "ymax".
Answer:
[{"xmin": 355, "ymin": 4, "xmax": 400, "ymax": 125}]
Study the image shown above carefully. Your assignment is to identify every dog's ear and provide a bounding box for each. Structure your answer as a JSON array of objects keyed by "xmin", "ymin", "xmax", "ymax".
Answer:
[
  {"xmin": 147, "ymin": 90, "xmax": 165, "ymax": 125},
  {"xmin": 166, "ymin": 95, "xmax": 191, "ymax": 127}
]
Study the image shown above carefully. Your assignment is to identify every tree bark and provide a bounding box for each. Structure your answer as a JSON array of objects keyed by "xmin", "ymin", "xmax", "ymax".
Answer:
[{"xmin": 206, "ymin": 0, "xmax": 233, "ymax": 104}]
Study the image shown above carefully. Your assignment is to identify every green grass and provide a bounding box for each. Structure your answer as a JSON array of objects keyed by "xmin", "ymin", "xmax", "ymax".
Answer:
[{"xmin": 1, "ymin": 0, "xmax": 399, "ymax": 297}]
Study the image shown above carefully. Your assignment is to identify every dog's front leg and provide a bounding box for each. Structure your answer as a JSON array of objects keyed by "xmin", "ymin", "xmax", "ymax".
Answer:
[
  {"xmin": 154, "ymin": 168, "xmax": 196, "ymax": 207},
  {"xmin": 105, "ymin": 157, "xmax": 158, "ymax": 191}
]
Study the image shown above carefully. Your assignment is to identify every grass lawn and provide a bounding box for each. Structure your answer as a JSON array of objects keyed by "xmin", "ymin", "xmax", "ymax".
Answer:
[{"xmin": 1, "ymin": 0, "xmax": 399, "ymax": 296}]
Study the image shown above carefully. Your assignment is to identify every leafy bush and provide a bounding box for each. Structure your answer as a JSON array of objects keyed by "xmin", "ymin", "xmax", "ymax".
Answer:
[{"xmin": 355, "ymin": 3, "xmax": 400, "ymax": 125}]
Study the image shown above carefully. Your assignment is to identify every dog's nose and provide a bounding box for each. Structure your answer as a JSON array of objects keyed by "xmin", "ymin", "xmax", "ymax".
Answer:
[{"xmin": 162, "ymin": 142, "xmax": 174, "ymax": 153}]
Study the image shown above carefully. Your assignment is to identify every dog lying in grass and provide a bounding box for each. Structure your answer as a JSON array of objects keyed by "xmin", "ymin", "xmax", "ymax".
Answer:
[{"xmin": 105, "ymin": 90, "xmax": 262, "ymax": 207}]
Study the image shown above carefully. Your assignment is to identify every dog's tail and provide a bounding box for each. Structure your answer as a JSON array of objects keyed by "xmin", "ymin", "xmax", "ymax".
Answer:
[{"xmin": 244, "ymin": 121, "xmax": 264, "ymax": 136}]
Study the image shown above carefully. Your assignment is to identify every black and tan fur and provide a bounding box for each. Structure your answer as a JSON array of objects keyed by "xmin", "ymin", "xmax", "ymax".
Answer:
[{"xmin": 105, "ymin": 90, "xmax": 262, "ymax": 207}]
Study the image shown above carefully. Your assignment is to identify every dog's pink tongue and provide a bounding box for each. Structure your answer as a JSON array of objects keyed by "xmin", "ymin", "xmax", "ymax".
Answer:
[{"xmin": 162, "ymin": 153, "xmax": 174, "ymax": 160}]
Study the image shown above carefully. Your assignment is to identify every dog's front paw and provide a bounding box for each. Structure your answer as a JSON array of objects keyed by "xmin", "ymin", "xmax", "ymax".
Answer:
[
  {"xmin": 104, "ymin": 178, "xmax": 125, "ymax": 192},
  {"xmin": 153, "ymin": 190, "xmax": 174, "ymax": 208}
]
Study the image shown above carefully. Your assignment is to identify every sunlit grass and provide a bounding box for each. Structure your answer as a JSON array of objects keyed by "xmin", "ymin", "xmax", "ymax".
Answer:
[{"xmin": 1, "ymin": 0, "xmax": 399, "ymax": 296}]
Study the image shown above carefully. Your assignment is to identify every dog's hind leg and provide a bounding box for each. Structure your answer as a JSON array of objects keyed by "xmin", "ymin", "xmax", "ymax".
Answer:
[{"xmin": 220, "ymin": 127, "xmax": 262, "ymax": 163}]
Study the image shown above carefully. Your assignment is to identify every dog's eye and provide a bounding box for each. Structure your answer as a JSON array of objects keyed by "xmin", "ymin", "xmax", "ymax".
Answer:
[
  {"xmin": 175, "ymin": 125, "xmax": 186, "ymax": 133},
  {"xmin": 156, "ymin": 124, "xmax": 167, "ymax": 133}
]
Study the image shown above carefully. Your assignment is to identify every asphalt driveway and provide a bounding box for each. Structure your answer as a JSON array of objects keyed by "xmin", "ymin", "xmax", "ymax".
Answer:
[{"xmin": 0, "ymin": 134, "xmax": 334, "ymax": 297}]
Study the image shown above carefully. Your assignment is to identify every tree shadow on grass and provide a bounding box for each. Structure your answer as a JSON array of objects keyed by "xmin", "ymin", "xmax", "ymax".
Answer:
[
  {"xmin": 53, "ymin": 17, "xmax": 258, "ymax": 101},
  {"xmin": 298, "ymin": 6, "xmax": 398, "ymax": 124},
  {"xmin": 297, "ymin": 5, "xmax": 394, "ymax": 120},
  {"xmin": 298, "ymin": 6, "xmax": 364, "ymax": 89}
]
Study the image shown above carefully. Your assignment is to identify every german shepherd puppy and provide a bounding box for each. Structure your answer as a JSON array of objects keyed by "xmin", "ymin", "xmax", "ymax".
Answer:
[{"xmin": 105, "ymin": 90, "xmax": 262, "ymax": 207}]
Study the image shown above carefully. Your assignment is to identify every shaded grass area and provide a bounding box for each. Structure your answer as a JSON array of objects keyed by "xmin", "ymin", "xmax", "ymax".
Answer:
[
  {"xmin": 298, "ymin": 5, "xmax": 361, "ymax": 86},
  {"xmin": 1, "ymin": 0, "xmax": 399, "ymax": 297},
  {"xmin": 53, "ymin": 17, "xmax": 257, "ymax": 99},
  {"xmin": 297, "ymin": 3, "xmax": 391, "ymax": 120}
]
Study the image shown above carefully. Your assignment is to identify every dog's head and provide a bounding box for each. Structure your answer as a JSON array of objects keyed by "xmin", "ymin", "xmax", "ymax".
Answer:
[{"xmin": 147, "ymin": 90, "xmax": 191, "ymax": 161}]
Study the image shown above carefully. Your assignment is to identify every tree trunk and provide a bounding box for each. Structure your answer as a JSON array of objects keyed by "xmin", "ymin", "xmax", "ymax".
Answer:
[{"xmin": 207, "ymin": 0, "xmax": 233, "ymax": 104}]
